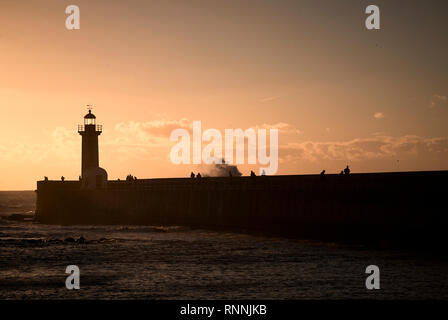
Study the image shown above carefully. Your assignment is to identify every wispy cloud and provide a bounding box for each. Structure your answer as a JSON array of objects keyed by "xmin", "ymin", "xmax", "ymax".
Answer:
[
  {"xmin": 115, "ymin": 118, "xmax": 190, "ymax": 140},
  {"xmin": 253, "ymin": 122, "xmax": 301, "ymax": 135},
  {"xmin": 259, "ymin": 96, "xmax": 280, "ymax": 103}
]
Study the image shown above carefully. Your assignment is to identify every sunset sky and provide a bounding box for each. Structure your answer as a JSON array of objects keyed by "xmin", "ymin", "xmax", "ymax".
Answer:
[{"xmin": 1, "ymin": 0, "xmax": 447, "ymax": 190}]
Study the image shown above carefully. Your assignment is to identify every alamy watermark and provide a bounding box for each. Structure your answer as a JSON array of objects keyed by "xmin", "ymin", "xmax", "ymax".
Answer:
[
  {"xmin": 365, "ymin": 5, "xmax": 380, "ymax": 30},
  {"xmin": 65, "ymin": 4, "xmax": 380, "ymax": 31},
  {"xmin": 65, "ymin": 265, "xmax": 80, "ymax": 290},
  {"xmin": 365, "ymin": 265, "xmax": 380, "ymax": 290},
  {"xmin": 169, "ymin": 121, "xmax": 278, "ymax": 175},
  {"xmin": 65, "ymin": 5, "xmax": 80, "ymax": 30}
]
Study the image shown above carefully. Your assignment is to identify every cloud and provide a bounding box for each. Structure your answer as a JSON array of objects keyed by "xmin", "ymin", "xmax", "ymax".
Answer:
[
  {"xmin": 253, "ymin": 122, "xmax": 301, "ymax": 135},
  {"xmin": 373, "ymin": 112, "xmax": 384, "ymax": 119},
  {"xmin": 0, "ymin": 127, "xmax": 78, "ymax": 163},
  {"xmin": 108, "ymin": 119, "xmax": 192, "ymax": 159},
  {"xmin": 259, "ymin": 96, "xmax": 280, "ymax": 103},
  {"xmin": 429, "ymin": 94, "xmax": 447, "ymax": 108},
  {"xmin": 50, "ymin": 127, "xmax": 78, "ymax": 160},
  {"xmin": 109, "ymin": 120, "xmax": 301, "ymax": 161},
  {"xmin": 115, "ymin": 118, "xmax": 190, "ymax": 140},
  {"xmin": 114, "ymin": 119, "xmax": 301, "ymax": 142},
  {"xmin": 279, "ymin": 135, "xmax": 448, "ymax": 163}
]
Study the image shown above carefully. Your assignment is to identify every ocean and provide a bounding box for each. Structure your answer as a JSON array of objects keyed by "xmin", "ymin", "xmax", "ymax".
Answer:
[{"xmin": 0, "ymin": 191, "xmax": 447, "ymax": 299}]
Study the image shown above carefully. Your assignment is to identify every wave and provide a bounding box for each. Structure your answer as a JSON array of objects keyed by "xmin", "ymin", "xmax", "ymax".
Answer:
[{"xmin": 0, "ymin": 236, "xmax": 118, "ymax": 247}]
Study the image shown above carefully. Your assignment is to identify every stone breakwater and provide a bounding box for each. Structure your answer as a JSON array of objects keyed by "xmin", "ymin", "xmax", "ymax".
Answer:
[{"xmin": 35, "ymin": 171, "xmax": 448, "ymax": 249}]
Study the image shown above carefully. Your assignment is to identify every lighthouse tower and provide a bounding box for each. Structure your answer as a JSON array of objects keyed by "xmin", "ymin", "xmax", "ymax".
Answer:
[{"xmin": 78, "ymin": 108, "xmax": 107, "ymax": 188}]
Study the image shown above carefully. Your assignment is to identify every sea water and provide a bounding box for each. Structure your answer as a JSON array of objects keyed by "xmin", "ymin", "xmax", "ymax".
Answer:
[{"xmin": 0, "ymin": 191, "xmax": 447, "ymax": 299}]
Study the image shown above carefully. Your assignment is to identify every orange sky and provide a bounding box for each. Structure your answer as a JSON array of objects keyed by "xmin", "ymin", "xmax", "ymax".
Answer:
[{"xmin": 1, "ymin": 0, "xmax": 447, "ymax": 190}]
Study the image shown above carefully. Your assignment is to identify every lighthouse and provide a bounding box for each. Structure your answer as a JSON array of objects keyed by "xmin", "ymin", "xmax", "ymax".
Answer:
[{"xmin": 78, "ymin": 108, "xmax": 107, "ymax": 188}]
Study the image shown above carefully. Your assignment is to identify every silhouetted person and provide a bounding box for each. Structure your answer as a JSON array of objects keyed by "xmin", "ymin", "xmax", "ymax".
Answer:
[
  {"xmin": 229, "ymin": 171, "xmax": 233, "ymax": 178},
  {"xmin": 190, "ymin": 172, "xmax": 195, "ymax": 178},
  {"xmin": 340, "ymin": 170, "xmax": 344, "ymax": 175},
  {"xmin": 126, "ymin": 174, "xmax": 133, "ymax": 182},
  {"xmin": 250, "ymin": 170, "xmax": 256, "ymax": 177},
  {"xmin": 61, "ymin": 176, "xmax": 65, "ymax": 182},
  {"xmin": 44, "ymin": 176, "xmax": 48, "ymax": 182},
  {"xmin": 79, "ymin": 175, "xmax": 82, "ymax": 181},
  {"xmin": 344, "ymin": 165, "xmax": 350, "ymax": 175},
  {"xmin": 197, "ymin": 173, "xmax": 202, "ymax": 179},
  {"xmin": 320, "ymin": 170, "xmax": 326, "ymax": 181},
  {"xmin": 262, "ymin": 170, "xmax": 266, "ymax": 176}
]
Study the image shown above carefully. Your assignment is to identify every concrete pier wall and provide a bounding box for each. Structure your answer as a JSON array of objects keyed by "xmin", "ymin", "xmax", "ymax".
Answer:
[{"xmin": 35, "ymin": 171, "xmax": 448, "ymax": 244}]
